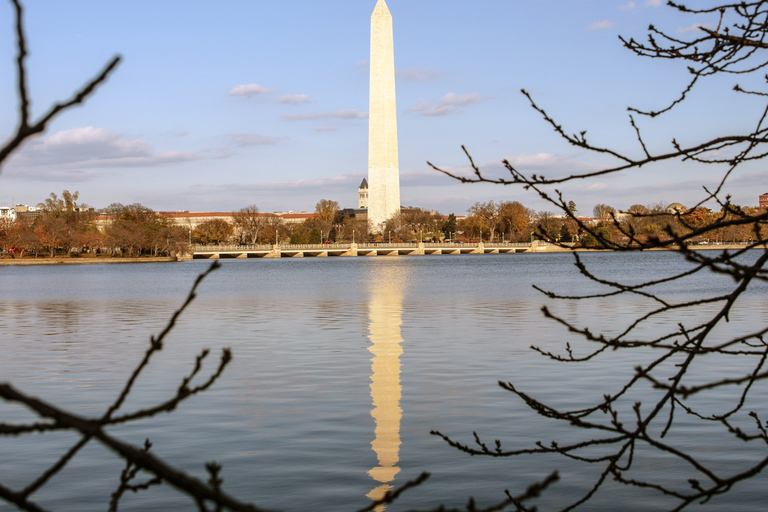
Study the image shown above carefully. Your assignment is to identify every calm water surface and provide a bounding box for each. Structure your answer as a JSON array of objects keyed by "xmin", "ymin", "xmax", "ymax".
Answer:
[{"xmin": 1, "ymin": 252, "xmax": 766, "ymax": 511}]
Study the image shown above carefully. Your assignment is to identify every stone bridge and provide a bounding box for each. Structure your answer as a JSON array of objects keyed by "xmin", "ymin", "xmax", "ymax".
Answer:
[{"xmin": 189, "ymin": 241, "xmax": 539, "ymax": 259}]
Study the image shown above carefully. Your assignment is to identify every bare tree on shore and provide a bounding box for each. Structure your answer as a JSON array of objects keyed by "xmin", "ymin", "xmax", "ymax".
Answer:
[{"xmin": 232, "ymin": 205, "xmax": 267, "ymax": 245}]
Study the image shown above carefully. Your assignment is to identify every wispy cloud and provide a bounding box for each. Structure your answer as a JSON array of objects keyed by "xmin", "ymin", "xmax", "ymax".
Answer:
[
  {"xmin": 275, "ymin": 94, "xmax": 314, "ymax": 105},
  {"xmin": 646, "ymin": 0, "xmax": 662, "ymax": 6},
  {"xmin": 618, "ymin": 2, "xmax": 635, "ymax": 11},
  {"xmin": 587, "ymin": 21, "xmax": 615, "ymax": 30},
  {"xmin": 282, "ymin": 110, "xmax": 368, "ymax": 121},
  {"xmin": 315, "ymin": 126, "xmax": 337, "ymax": 132},
  {"xmin": 7, "ymin": 127, "xmax": 198, "ymax": 171},
  {"xmin": 407, "ymin": 92, "xmax": 490, "ymax": 116},
  {"xmin": 396, "ymin": 67, "xmax": 441, "ymax": 82},
  {"xmin": 227, "ymin": 133, "xmax": 281, "ymax": 147},
  {"xmin": 227, "ymin": 84, "xmax": 277, "ymax": 96},
  {"xmin": 678, "ymin": 23, "xmax": 714, "ymax": 34},
  {"xmin": 425, "ymin": 152, "xmax": 599, "ymax": 186},
  {"xmin": 505, "ymin": 153, "xmax": 563, "ymax": 168}
]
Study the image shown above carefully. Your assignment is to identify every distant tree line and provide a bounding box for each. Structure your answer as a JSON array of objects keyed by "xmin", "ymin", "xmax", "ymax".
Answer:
[
  {"xmin": 0, "ymin": 191, "xmax": 189, "ymax": 258},
  {"xmin": 7, "ymin": 192, "xmax": 758, "ymax": 257},
  {"xmin": 576, "ymin": 202, "xmax": 766, "ymax": 248}
]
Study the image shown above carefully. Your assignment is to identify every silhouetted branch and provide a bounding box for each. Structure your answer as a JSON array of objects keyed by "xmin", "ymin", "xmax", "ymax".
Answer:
[
  {"xmin": 0, "ymin": 0, "xmax": 121, "ymax": 172},
  {"xmin": 429, "ymin": 2, "xmax": 768, "ymax": 510},
  {"xmin": 0, "ymin": 262, "xmax": 272, "ymax": 512}
]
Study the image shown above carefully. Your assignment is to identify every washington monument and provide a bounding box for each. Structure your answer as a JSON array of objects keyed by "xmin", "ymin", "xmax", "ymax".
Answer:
[{"xmin": 367, "ymin": 0, "xmax": 400, "ymax": 231}]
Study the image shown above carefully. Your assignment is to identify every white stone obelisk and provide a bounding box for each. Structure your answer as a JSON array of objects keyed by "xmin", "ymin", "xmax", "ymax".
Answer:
[{"xmin": 368, "ymin": 0, "xmax": 400, "ymax": 231}]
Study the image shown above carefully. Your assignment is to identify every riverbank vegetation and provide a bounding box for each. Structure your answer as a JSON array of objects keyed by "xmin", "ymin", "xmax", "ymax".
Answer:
[{"xmin": 0, "ymin": 194, "xmax": 189, "ymax": 259}]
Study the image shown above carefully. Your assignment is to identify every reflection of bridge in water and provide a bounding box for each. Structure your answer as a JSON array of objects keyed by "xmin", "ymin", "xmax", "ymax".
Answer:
[{"xmin": 191, "ymin": 242, "xmax": 535, "ymax": 259}]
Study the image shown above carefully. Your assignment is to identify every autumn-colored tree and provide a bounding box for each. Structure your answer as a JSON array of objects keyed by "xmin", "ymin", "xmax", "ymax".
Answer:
[
  {"xmin": 682, "ymin": 206, "xmax": 712, "ymax": 230},
  {"xmin": 467, "ymin": 201, "xmax": 500, "ymax": 241},
  {"xmin": 103, "ymin": 203, "xmax": 185, "ymax": 257},
  {"xmin": 105, "ymin": 203, "xmax": 151, "ymax": 256},
  {"xmin": 107, "ymin": 221, "xmax": 146, "ymax": 257},
  {"xmin": 6, "ymin": 219, "xmax": 39, "ymax": 257},
  {"xmin": 497, "ymin": 201, "xmax": 528, "ymax": 240},
  {"xmin": 193, "ymin": 219, "xmax": 234, "ymax": 245},
  {"xmin": 38, "ymin": 190, "xmax": 79, "ymax": 220},
  {"xmin": 33, "ymin": 190, "xmax": 96, "ymax": 256},
  {"xmin": 312, "ymin": 199, "xmax": 339, "ymax": 234},
  {"xmin": 146, "ymin": 216, "xmax": 187, "ymax": 256}
]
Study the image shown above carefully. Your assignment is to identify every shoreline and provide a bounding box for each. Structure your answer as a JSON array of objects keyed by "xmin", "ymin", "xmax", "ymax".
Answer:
[
  {"xmin": 0, "ymin": 244, "xmax": 754, "ymax": 266},
  {"xmin": 0, "ymin": 256, "xmax": 178, "ymax": 266}
]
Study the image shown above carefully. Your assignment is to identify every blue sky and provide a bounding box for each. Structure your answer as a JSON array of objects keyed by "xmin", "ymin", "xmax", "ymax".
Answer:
[{"xmin": 0, "ymin": 0, "xmax": 762, "ymax": 215}]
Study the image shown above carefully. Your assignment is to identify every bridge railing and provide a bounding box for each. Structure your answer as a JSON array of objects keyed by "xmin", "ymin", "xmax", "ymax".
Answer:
[
  {"xmin": 192, "ymin": 241, "xmax": 533, "ymax": 253},
  {"xmin": 281, "ymin": 244, "xmax": 352, "ymax": 250},
  {"xmin": 358, "ymin": 242, "xmax": 419, "ymax": 248},
  {"xmin": 192, "ymin": 244, "xmax": 273, "ymax": 252},
  {"xmin": 192, "ymin": 243, "xmax": 354, "ymax": 252}
]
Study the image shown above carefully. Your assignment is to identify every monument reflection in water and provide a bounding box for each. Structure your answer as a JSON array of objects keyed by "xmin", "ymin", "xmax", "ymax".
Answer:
[{"xmin": 366, "ymin": 264, "xmax": 406, "ymax": 509}]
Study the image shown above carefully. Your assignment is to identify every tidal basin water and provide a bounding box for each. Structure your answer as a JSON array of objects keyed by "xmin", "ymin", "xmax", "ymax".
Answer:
[{"xmin": 1, "ymin": 252, "xmax": 767, "ymax": 511}]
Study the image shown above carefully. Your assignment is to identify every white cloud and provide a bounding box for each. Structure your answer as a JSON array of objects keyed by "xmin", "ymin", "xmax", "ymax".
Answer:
[
  {"xmin": 8, "ymin": 127, "xmax": 198, "ymax": 170},
  {"xmin": 441, "ymin": 92, "xmax": 486, "ymax": 106},
  {"xmin": 407, "ymin": 92, "xmax": 490, "ymax": 116},
  {"xmin": 282, "ymin": 110, "xmax": 368, "ymax": 121},
  {"xmin": 587, "ymin": 21, "xmax": 615, "ymax": 30},
  {"xmin": 646, "ymin": 0, "xmax": 662, "ymax": 6},
  {"xmin": 408, "ymin": 100, "xmax": 456, "ymax": 117},
  {"xmin": 618, "ymin": 2, "xmax": 635, "ymax": 11},
  {"xmin": 227, "ymin": 133, "xmax": 280, "ymax": 147},
  {"xmin": 587, "ymin": 182, "xmax": 609, "ymax": 191},
  {"xmin": 355, "ymin": 60, "xmax": 369, "ymax": 68},
  {"xmin": 678, "ymin": 23, "xmax": 714, "ymax": 34},
  {"xmin": 395, "ymin": 67, "xmax": 441, "ymax": 82},
  {"xmin": 315, "ymin": 126, "xmax": 337, "ymax": 132},
  {"xmin": 275, "ymin": 94, "xmax": 314, "ymax": 105},
  {"xmin": 505, "ymin": 153, "xmax": 561, "ymax": 168},
  {"xmin": 227, "ymin": 84, "xmax": 277, "ymax": 96}
]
